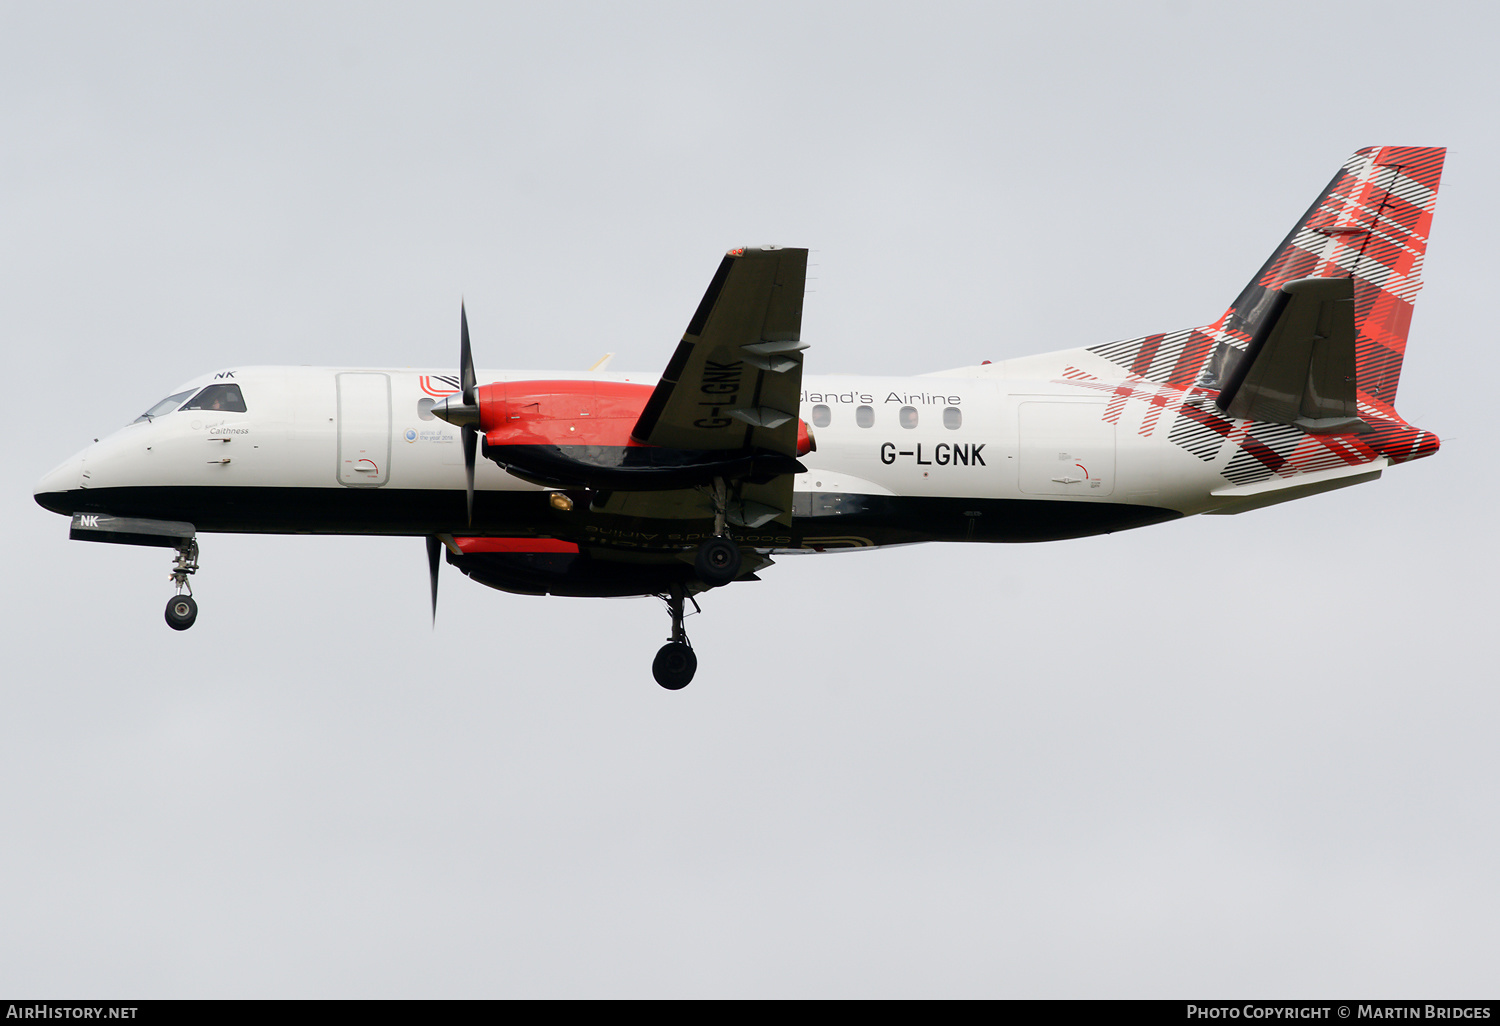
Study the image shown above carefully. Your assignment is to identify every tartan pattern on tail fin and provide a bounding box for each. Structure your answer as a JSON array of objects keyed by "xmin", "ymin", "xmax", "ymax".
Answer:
[
  {"xmin": 1233, "ymin": 146, "xmax": 1444, "ymax": 408},
  {"xmin": 1087, "ymin": 147, "xmax": 1444, "ymax": 408},
  {"xmin": 1074, "ymin": 148, "xmax": 1444, "ymax": 488}
]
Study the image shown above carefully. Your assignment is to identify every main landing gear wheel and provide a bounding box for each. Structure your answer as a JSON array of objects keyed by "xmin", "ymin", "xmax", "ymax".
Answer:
[
  {"xmin": 653, "ymin": 642, "xmax": 697, "ymax": 690},
  {"xmin": 695, "ymin": 535, "xmax": 741, "ymax": 586},
  {"xmin": 653, "ymin": 585, "xmax": 700, "ymax": 690},
  {"xmin": 694, "ymin": 476, "xmax": 741, "ymax": 587},
  {"xmin": 165, "ymin": 594, "xmax": 198, "ymax": 631}
]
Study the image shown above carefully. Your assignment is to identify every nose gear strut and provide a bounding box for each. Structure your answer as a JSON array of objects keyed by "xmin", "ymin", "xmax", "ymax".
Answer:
[{"xmin": 164, "ymin": 538, "xmax": 200, "ymax": 630}]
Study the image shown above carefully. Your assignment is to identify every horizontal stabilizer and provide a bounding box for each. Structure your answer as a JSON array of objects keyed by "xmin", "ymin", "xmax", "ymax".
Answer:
[
  {"xmin": 1206, "ymin": 459, "xmax": 1387, "ymax": 515},
  {"xmin": 1216, "ymin": 277, "xmax": 1369, "ymax": 434}
]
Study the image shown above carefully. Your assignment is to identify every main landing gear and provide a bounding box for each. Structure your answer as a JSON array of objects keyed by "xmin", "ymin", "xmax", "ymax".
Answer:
[
  {"xmin": 694, "ymin": 476, "xmax": 742, "ymax": 587},
  {"xmin": 695, "ymin": 536, "xmax": 741, "ymax": 586},
  {"xmin": 164, "ymin": 538, "xmax": 200, "ymax": 631},
  {"xmin": 652, "ymin": 585, "xmax": 699, "ymax": 690},
  {"xmin": 655, "ymin": 478, "xmax": 750, "ymax": 689}
]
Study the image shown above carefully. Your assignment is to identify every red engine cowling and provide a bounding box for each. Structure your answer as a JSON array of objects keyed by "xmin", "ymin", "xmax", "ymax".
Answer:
[
  {"xmin": 476, "ymin": 379, "xmax": 654, "ymax": 448},
  {"xmin": 470, "ymin": 379, "xmax": 811, "ymax": 490}
]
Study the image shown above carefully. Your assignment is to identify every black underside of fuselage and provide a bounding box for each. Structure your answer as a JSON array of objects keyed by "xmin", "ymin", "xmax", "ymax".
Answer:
[
  {"xmin": 37, "ymin": 485, "xmax": 1181, "ymax": 546},
  {"xmin": 39, "ymin": 485, "xmax": 1180, "ymax": 598}
]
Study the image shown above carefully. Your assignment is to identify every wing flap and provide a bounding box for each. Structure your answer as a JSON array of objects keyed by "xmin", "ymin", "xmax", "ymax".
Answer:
[
  {"xmin": 729, "ymin": 481, "xmax": 790, "ymax": 529},
  {"xmin": 728, "ymin": 406, "xmax": 796, "ymax": 429}
]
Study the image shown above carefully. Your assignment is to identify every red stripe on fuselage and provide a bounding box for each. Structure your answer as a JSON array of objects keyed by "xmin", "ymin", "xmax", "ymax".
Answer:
[
  {"xmin": 453, "ymin": 537, "xmax": 580, "ymax": 554},
  {"xmin": 420, "ymin": 375, "xmax": 460, "ymax": 397}
]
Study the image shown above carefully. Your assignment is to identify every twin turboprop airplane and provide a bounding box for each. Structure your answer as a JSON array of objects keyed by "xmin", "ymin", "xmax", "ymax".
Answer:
[{"xmin": 34, "ymin": 147, "xmax": 1445, "ymax": 689}]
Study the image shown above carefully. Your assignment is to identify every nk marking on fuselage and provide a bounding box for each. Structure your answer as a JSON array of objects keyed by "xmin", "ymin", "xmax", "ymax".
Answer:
[{"xmin": 35, "ymin": 147, "xmax": 1446, "ymax": 690}]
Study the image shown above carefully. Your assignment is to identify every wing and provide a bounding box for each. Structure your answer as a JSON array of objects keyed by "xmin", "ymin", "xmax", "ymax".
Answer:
[
  {"xmin": 632, "ymin": 246, "xmax": 809, "ymax": 456},
  {"xmin": 627, "ymin": 246, "xmax": 809, "ymax": 530}
]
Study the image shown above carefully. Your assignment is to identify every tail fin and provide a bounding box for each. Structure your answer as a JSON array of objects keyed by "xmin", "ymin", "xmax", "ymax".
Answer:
[
  {"xmin": 1079, "ymin": 149, "xmax": 1446, "ymax": 485},
  {"xmin": 1211, "ymin": 146, "xmax": 1445, "ymax": 410},
  {"xmin": 1089, "ymin": 148, "xmax": 1445, "ymax": 411}
]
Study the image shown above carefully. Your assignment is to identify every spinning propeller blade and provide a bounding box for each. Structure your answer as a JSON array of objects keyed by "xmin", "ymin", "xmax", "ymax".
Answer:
[
  {"xmin": 462, "ymin": 424, "xmax": 477, "ymax": 526},
  {"xmin": 431, "ymin": 303, "xmax": 484, "ymax": 525},
  {"xmin": 426, "ymin": 535, "xmax": 441, "ymax": 625},
  {"xmin": 460, "ymin": 302, "xmax": 477, "ymax": 406},
  {"xmin": 460, "ymin": 302, "xmax": 478, "ymax": 525}
]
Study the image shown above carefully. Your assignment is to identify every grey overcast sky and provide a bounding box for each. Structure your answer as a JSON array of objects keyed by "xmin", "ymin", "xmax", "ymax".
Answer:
[{"xmin": 3, "ymin": 0, "xmax": 1497, "ymax": 998}]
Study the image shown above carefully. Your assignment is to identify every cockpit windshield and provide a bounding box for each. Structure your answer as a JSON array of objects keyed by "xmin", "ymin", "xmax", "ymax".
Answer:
[
  {"xmin": 133, "ymin": 389, "xmax": 195, "ymax": 423},
  {"xmin": 181, "ymin": 384, "xmax": 247, "ymax": 413}
]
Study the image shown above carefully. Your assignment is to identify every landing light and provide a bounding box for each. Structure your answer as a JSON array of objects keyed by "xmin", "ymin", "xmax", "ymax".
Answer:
[{"xmin": 549, "ymin": 492, "xmax": 574, "ymax": 511}]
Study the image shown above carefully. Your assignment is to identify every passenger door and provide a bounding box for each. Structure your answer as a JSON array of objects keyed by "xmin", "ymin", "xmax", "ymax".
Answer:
[{"xmin": 336, "ymin": 372, "xmax": 391, "ymax": 487}]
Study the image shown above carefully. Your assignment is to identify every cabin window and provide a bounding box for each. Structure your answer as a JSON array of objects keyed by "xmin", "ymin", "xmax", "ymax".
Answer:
[
  {"xmin": 133, "ymin": 389, "xmax": 195, "ymax": 423},
  {"xmin": 856, "ymin": 405, "xmax": 874, "ymax": 428},
  {"xmin": 899, "ymin": 406, "xmax": 918, "ymax": 429},
  {"xmin": 182, "ymin": 383, "xmax": 247, "ymax": 413},
  {"xmin": 811, "ymin": 404, "xmax": 831, "ymax": 428},
  {"xmin": 944, "ymin": 406, "xmax": 962, "ymax": 429}
]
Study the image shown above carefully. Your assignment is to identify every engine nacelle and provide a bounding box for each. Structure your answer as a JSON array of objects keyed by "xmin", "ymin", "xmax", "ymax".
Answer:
[
  {"xmin": 447, "ymin": 536, "xmax": 702, "ymax": 598},
  {"xmin": 475, "ymin": 379, "xmax": 806, "ymax": 490}
]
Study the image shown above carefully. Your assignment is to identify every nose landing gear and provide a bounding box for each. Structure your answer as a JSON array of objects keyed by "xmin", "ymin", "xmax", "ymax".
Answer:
[
  {"xmin": 66, "ymin": 515, "xmax": 204, "ymax": 632},
  {"xmin": 653, "ymin": 585, "xmax": 699, "ymax": 690},
  {"xmin": 164, "ymin": 538, "xmax": 200, "ymax": 631}
]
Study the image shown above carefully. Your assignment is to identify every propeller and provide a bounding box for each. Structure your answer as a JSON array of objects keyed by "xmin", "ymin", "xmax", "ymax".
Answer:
[
  {"xmin": 460, "ymin": 302, "xmax": 478, "ymax": 526},
  {"xmin": 426, "ymin": 535, "xmax": 442, "ymax": 625},
  {"xmin": 461, "ymin": 301, "xmax": 477, "ymax": 404},
  {"xmin": 431, "ymin": 301, "xmax": 482, "ymax": 525},
  {"xmin": 427, "ymin": 304, "xmax": 482, "ymax": 623}
]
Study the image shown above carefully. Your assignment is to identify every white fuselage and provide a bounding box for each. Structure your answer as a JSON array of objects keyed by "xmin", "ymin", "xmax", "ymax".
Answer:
[{"xmin": 34, "ymin": 351, "xmax": 1380, "ymax": 546}]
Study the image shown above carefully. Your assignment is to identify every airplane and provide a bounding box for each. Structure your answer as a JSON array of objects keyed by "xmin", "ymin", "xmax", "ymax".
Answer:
[{"xmin": 34, "ymin": 146, "xmax": 1445, "ymax": 690}]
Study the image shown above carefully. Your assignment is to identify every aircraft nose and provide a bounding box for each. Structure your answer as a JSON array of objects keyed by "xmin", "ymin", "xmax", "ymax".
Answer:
[{"xmin": 34, "ymin": 454, "xmax": 84, "ymax": 515}]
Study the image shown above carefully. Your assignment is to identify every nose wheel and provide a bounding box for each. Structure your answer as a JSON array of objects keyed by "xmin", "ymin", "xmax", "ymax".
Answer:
[
  {"xmin": 165, "ymin": 594, "xmax": 198, "ymax": 630},
  {"xmin": 653, "ymin": 586, "xmax": 700, "ymax": 690},
  {"xmin": 164, "ymin": 538, "xmax": 200, "ymax": 631}
]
